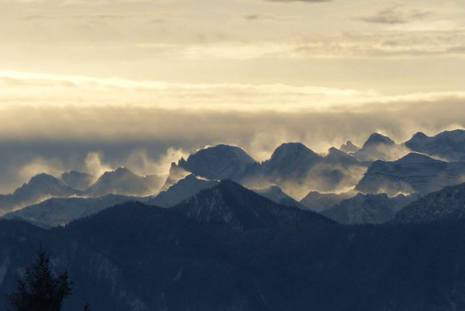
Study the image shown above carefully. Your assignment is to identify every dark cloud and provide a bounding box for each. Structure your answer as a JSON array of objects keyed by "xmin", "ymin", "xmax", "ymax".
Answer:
[
  {"xmin": 243, "ymin": 14, "xmax": 276, "ymax": 21},
  {"xmin": 243, "ymin": 13, "xmax": 295, "ymax": 21},
  {"xmin": 357, "ymin": 6, "xmax": 430, "ymax": 25}
]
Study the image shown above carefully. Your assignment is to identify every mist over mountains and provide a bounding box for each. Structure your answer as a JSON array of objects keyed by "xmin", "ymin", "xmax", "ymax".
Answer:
[
  {"xmin": 3, "ymin": 128, "xmax": 465, "ymax": 310},
  {"xmin": 3, "ymin": 128, "xmax": 465, "ymax": 223}
]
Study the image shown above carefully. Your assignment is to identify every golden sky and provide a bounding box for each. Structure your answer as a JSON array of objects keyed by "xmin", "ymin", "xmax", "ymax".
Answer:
[
  {"xmin": 1, "ymin": 0, "xmax": 465, "ymax": 100},
  {"xmin": 0, "ymin": 0, "xmax": 465, "ymax": 191}
]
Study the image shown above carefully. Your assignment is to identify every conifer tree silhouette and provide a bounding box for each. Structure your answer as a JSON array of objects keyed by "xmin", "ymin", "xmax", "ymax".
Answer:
[{"xmin": 8, "ymin": 250, "xmax": 71, "ymax": 311}]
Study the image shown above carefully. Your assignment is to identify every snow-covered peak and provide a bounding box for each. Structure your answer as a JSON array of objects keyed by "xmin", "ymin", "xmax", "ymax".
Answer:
[
  {"xmin": 14, "ymin": 173, "xmax": 75, "ymax": 197},
  {"xmin": 86, "ymin": 167, "xmax": 161, "ymax": 197},
  {"xmin": 263, "ymin": 143, "xmax": 322, "ymax": 180},
  {"xmin": 325, "ymin": 147, "xmax": 357, "ymax": 164},
  {"xmin": 269, "ymin": 143, "xmax": 320, "ymax": 163},
  {"xmin": 362, "ymin": 133, "xmax": 395, "ymax": 149},
  {"xmin": 406, "ymin": 129, "xmax": 465, "ymax": 161},
  {"xmin": 177, "ymin": 144, "xmax": 257, "ymax": 181}
]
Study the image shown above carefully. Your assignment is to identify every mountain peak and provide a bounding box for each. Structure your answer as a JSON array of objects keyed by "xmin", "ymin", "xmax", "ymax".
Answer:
[
  {"xmin": 86, "ymin": 167, "xmax": 159, "ymax": 197},
  {"xmin": 174, "ymin": 180, "xmax": 331, "ymax": 230},
  {"xmin": 405, "ymin": 132, "xmax": 429, "ymax": 149},
  {"xmin": 111, "ymin": 167, "xmax": 134, "ymax": 176},
  {"xmin": 29, "ymin": 173, "xmax": 60, "ymax": 184},
  {"xmin": 0, "ymin": 173, "xmax": 79, "ymax": 214},
  {"xmin": 187, "ymin": 145, "xmax": 255, "ymax": 164},
  {"xmin": 363, "ymin": 133, "xmax": 395, "ymax": 148},
  {"xmin": 271, "ymin": 143, "xmax": 319, "ymax": 160},
  {"xmin": 340, "ymin": 140, "xmax": 359, "ymax": 153},
  {"xmin": 412, "ymin": 131, "xmax": 428, "ymax": 140},
  {"xmin": 406, "ymin": 129, "xmax": 465, "ymax": 161},
  {"xmin": 19, "ymin": 173, "xmax": 72, "ymax": 193},
  {"xmin": 264, "ymin": 143, "xmax": 322, "ymax": 180},
  {"xmin": 356, "ymin": 150, "xmax": 451, "ymax": 196},
  {"xmin": 328, "ymin": 147, "xmax": 342, "ymax": 154},
  {"xmin": 177, "ymin": 144, "xmax": 256, "ymax": 181},
  {"xmin": 97, "ymin": 167, "xmax": 142, "ymax": 181},
  {"xmin": 327, "ymin": 147, "xmax": 353, "ymax": 160},
  {"xmin": 323, "ymin": 147, "xmax": 359, "ymax": 168}
]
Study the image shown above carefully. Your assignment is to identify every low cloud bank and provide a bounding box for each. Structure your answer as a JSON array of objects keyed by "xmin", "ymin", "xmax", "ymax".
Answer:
[{"xmin": 0, "ymin": 100, "xmax": 464, "ymax": 192}]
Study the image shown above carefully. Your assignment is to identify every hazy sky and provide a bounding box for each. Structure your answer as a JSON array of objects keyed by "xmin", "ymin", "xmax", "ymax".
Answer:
[{"xmin": 0, "ymin": 0, "xmax": 465, "ymax": 191}]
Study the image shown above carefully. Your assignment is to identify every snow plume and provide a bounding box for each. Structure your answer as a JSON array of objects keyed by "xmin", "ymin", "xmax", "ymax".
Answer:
[
  {"xmin": 126, "ymin": 148, "xmax": 188, "ymax": 178},
  {"xmin": 83, "ymin": 148, "xmax": 188, "ymax": 181},
  {"xmin": 124, "ymin": 148, "xmax": 186, "ymax": 180},
  {"xmin": 19, "ymin": 157, "xmax": 64, "ymax": 182},
  {"xmin": 355, "ymin": 143, "xmax": 410, "ymax": 162},
  {"xmin": 305, "ymin": 163, "xmax": 367, "ymax": 194},
  {"xmin": 85, "ymin": 152, "xmax": 112, "ymax": 181}
]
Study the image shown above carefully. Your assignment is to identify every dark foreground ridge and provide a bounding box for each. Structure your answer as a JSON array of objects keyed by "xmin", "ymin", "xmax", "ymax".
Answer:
[{"xmin": 1, "ymin": 181, "xmax": 465, "ymax": 311}]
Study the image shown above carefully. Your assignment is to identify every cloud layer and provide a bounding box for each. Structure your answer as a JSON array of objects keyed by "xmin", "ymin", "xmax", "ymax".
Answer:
[{"xmin": 0, "ymin": 99, "xmax": 464, "ymax": 193}]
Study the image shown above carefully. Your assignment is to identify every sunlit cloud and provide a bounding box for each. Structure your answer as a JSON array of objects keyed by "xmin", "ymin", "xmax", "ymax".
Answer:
[
  {"xmin": 0, "ymin": 70, "xmax": 380, "ymax": 111},
  {"xmin": 3, "ymin": 70, "xmax": 465, "ymax": 115}
]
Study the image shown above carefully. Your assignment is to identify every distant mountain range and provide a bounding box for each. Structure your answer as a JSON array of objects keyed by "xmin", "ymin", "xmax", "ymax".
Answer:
[
  {"xmin": 406, "ymin": 129, "xmax": 465, "ymax": 161},
  {"xmin": 5, "ymin": 176, "xmax": 304, "ymax": 228},
  {"xmin": 0, "ymin": 167, "xmax": 163, "ymax": 215},
  {"xmin": 167, "ymin": 141, "xmax": 366, "ymax": 197},
  {"xmin": 356, "ymin": 152, "xmax": 465, "ymax": 196},
  {"xmin": 2, "ymin": 128, "xmax": 465, "ymax": 225},
  {"xmin": 3, "ymin": 130, "xmax": 465, "ymax": 310},
  {"xmin": 0, "ymin": 174, "xmax": 79, "ymax": 216},
  {"xmin": 4, "ymin": 194, "xmax": 137, "ymax": 228},
  {"xmin": 164, "ymin": 130, "xmax": 465, "ymax": 199},
  {"xmin": 85, "ymin": 167, "xmax": 162, "ymax": 197},
  {"xmin": 321, "ymin": 193, "xmax": 414, "ymax": 225}
]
